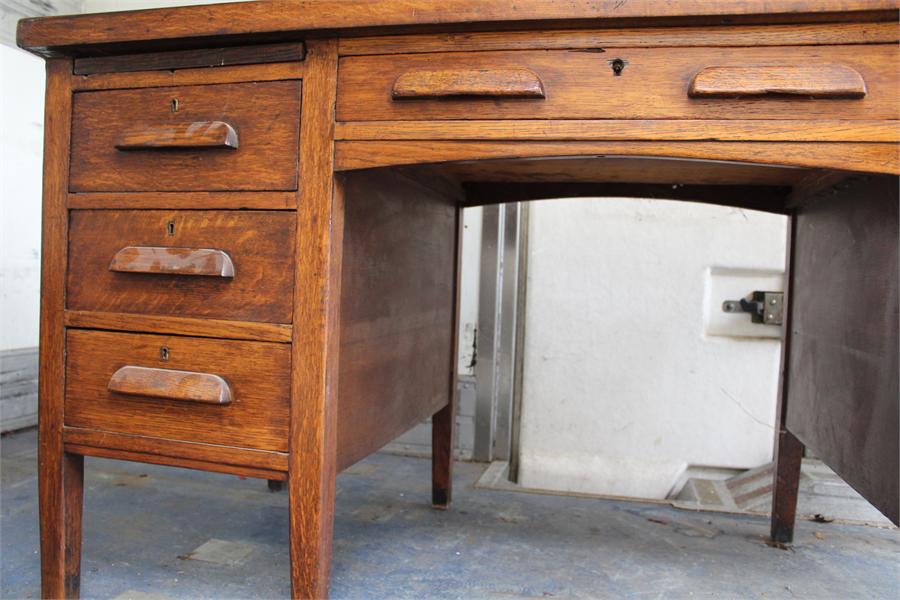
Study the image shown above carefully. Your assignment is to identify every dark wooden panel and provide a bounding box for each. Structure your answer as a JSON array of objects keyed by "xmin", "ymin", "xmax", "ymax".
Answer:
[
  {"xmin": 786, "ymin": 174, "xmax": 899, "ymax": 525},
  {"xmin": 74, "ymin": 42, "xmax": 305, "ymax": 75},
  {"xmin": 336, "ymin": 168, "xmax": 459, "ymax": 471},
  {"xmin": 338, "ymin": 46, "xmax": 898, "ymax": 121},
  {"xmin": 67, "ymin": 210, "xmax": 295, "ymax": 323},
  {"xmin": 70, "ymin": 80, "xmax": 300, "ymax": 192},
  {"xmin": 65, "ymin": 329, "xmax": 291, "ymax": 452},
  {"xmin": 462, "ymin": 182, "xmax": 791, "ymax": 213}
]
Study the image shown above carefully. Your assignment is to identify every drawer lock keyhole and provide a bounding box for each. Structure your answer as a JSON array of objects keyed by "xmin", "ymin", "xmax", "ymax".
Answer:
[
  {"xmin": 166, "ymin": 220, "xmax": 176, "ymax": 236},
  {"xmin": 160, "ymin": 346, "xmax": 169, "ymax": 361},
  {"xmin": 610, "ymin": 58, "xmax": 626, "ymax": 76},
  {"xmin": 171, "ymin": 98, "xmax": 179, "ymax": 112}
]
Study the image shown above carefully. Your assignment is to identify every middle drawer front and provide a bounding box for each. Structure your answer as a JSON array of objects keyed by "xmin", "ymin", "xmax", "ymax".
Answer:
[
  {"xmin": 67, "ymin": 210, "xmax": 295, "ymax": 323},
  {"xmin": 65, "ymin": 329, "xmax": 291, "ymax": 452}
]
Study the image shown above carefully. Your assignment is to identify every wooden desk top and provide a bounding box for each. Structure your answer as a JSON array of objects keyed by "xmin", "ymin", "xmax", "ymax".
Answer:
[{"xmin": 17, "ymin": 0, "xmax": 900, "ymax": 57}]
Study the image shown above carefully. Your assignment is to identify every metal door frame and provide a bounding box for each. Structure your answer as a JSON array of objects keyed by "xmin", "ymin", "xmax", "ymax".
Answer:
[{"xmin": 473, "ymin": 202, "xmax": 529, "ymax": 477}]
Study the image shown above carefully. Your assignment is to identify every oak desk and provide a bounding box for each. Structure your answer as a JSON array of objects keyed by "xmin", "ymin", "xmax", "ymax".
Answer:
[{"xmin": 17, "ymin": 1, "xmax": 899, "ymax": 598}]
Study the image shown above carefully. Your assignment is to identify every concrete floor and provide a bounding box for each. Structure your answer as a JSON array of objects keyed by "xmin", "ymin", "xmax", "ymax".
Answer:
[{"xmin": 2, "ymin": 428, "xmax": 898, "ymax": 599}]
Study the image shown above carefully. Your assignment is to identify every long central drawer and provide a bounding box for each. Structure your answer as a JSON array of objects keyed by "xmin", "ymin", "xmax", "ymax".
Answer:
[{"xmin": 337, "ymin": 45, "xmax": 898, "ymax": 121}]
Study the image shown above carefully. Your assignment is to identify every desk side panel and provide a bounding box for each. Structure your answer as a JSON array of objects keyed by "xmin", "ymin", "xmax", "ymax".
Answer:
[
  {"xmin": 786, "ymin": 174, "xmax": 899, "ymax": 525},
  {"xmin": 336, "ymin": 169, "xmax": 458, "ymax": 471}
]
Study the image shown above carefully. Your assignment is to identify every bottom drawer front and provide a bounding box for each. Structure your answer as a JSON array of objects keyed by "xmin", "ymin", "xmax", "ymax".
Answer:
[{"xmin": 65, "ymin": 329, "xmax": 290, "ymax": 452}]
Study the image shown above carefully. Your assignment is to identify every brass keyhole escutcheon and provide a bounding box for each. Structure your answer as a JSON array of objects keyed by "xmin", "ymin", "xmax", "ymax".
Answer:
[
  {"xmin": 160, "ymin": 346, "xmax": 169, "ymax": 361},
  {"xmin": 610, "ymin": 58, "xmax": 626, "ymax": 76},
  {"xmin": 166, "ymin": 220, "xmax": 176, "ymax": 236},
  {"xmin": 171, "ymin": 98, "xmax": 179, "ymax": 112}
]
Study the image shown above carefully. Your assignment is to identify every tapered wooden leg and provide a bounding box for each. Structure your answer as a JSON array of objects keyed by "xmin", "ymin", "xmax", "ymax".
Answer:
[
  {"xmin": 289, "ymin": 39, "xmax": 341, "ymax": 600},
  {"xmin": 41, "ymin": 449, "xmax": 84, "ymax": 599},
  {"xmin": 288, "ymin": 464, "xmax": 335, "ymax": 600},
  {"xmin": 39, "ymin": 57, "xmax": 77, "ymax": 600},
  {"xmin": 770, "ymin": 429, "xmax": 804, "ymax": 544},
  {"xmin": 769, "ymin": 212, "xmax": 803, "ymax": 545},
  {"xmin": 433, "ymin": 206, "xmax": 462, "ymax": 510},
  {"xmin": 64, "ymin": 454, "xmax": 85, "ymax": 598},
  {"xmin": 432, "ymin": 401, "xmax": 456, "ymax": 509}
]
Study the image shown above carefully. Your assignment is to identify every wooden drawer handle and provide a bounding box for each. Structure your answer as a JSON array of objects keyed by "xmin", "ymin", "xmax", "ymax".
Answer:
[
  {"xmin": 689, "ymin": 65, "xmax": 867, "ymax": 99},
  {"xmin": 108, "ymin": 366, "xmax": 232, "ymax": 405},
  {"xmin": 109, "ymin": 246, "xmax": 235, "ymax": 278},
  {"xmin": 116, "ymin": 120, "xmax": 239, "ymax": 150},
  {"xmin": 392, "ymin": 67, "xmax": 545, "ymax": 99}
]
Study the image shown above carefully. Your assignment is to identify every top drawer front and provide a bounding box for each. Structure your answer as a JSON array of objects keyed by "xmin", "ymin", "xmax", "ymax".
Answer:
[
  {"xmin": 337, "ymin": 45, "xmax": 898, "ymax": 121},
  {"xmin": 70, "ymin": 80, "xmax": 301, "ymax": 192}
]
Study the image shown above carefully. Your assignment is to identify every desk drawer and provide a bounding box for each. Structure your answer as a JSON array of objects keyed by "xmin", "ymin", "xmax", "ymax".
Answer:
[
  {"xmin": 70, "ymin": 80, "xmax": 301, "ymax": 192},
  {"xmin": 67, "ymin": 210, "xmax": 295, "ymax": 323},
  {"xmin": 337, "ymin": 45, "xmax": 898, "ymax": 121},
  {"xmin": 65, "ymin": 329, "xmax": 290, "ymax": 452}
]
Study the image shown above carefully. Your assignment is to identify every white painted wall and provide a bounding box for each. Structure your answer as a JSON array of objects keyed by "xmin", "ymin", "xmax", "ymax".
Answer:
[
  {"xmin": 518, "ymin": 198, "xmax": 787, "ymax": 499},
  {"xmin": 0, "ymin": 45, "xmax": 44, "ymax": 352}
]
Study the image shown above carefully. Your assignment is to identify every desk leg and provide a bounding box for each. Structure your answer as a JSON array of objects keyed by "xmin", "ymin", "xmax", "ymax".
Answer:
[
  {"xmin": 771, "ymin": 429, "xmax": 803, "ymax": 544},
  {"xmin": 40, "ymin": 449, "xmax": 84, "ymax": 599},
  {"xmin": 432, "ymin": 402, "xmax": 456, "ymax": 508},
  {"xmin": 289, "ymin": 38, "xmax": 340, "ymax": 600},
  {"xmin": 769, "ymin": 212, "xmax": 803, "ymax": 545},
  {"xmin": 433, "ymin": 207, "xmax": 462, "ymax": 509},
  {"xmin": 39, "ymin": 58, "xmax": 80, "ymax": 600}
]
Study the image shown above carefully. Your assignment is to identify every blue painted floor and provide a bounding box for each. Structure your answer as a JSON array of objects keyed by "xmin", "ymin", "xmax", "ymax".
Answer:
[{"xmin": 2, "ymin": 427, "xmax": 898, "ymax": 599}]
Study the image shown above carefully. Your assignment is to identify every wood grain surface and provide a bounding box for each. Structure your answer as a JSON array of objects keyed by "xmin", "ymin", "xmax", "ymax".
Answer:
[
  {"xmin": 392, "ymin": 67, "xmax": 545, "ymax": 99},
  {"xmin": 335, "ymin": 140, "xmax": 900, "ymax": 175},
  {"xmin": 70, "ymin": 81, "xmax": 301, "ymax": 192},
  {"xmin": 37, "ymin": 58, "xmax": 75, "ymax": 600},
  {"xmin": 74, "ymin": 42, "xmax": 306, "ymax": 75},
  {"xmin": 335, "ymin": 168, "xmax": 458, "ymax": 471},
  {"xmin": 689, "ymin": 65, "xmax": 867, "ymax": 98},
  {"xmin": 108, "ymin": 246, "xmax": 236, "ymax": 278},
  {"xmin": 288, "ymin": 39, "xmax": 341, "ymax": 600},
  {"xmin": 64, "ymin": 427, "xmax": 288, "ymax": 473},
  {"xmin": 338, "ymin": 46, "xmax": 898, "ymax": 121},
  {"xmin": 115, "ymin": 121, "xmax": 239, "ymax": 150},
  {"xmin": 65, "ymin": 329, "xmax": 291, "ymax": 452},
  {"xmin": 339, "ymin": 22, "xmax": 900, "ymax": 55},
  {"xmin": 433, "ymin": 206, "xmax": 463, "ymax": 509},
  {"xmin": 785, "ymin": 174, "xmax": 899, "ymax": 525},
  {"xmin": 434, "ymin": 156, "xmax": 811, "ymax": 186},
  {"xmin": 17, "ymin": 0, "xmax": 900, "ymax": 55},
  {"xmin": 72, "ymin": 62, "xmax": 304, "ymax": 92},
  {"xmin": 68, "ymin": 191, "xmax": 298, "ymax": 210},
  {"xmin": 63, "ymin": 310, "xmax": 292, "ymax": 343},
  {"xmin": 107, "ymin": 366, "xmax": 234, "ymax": 405},
  {"xmin": 335, "ymin": 119, "xmax": 899, "ymax": 142},
  {"xmin": 67, "ymin": 210, "xmax": 295, "ymax": 324}
]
